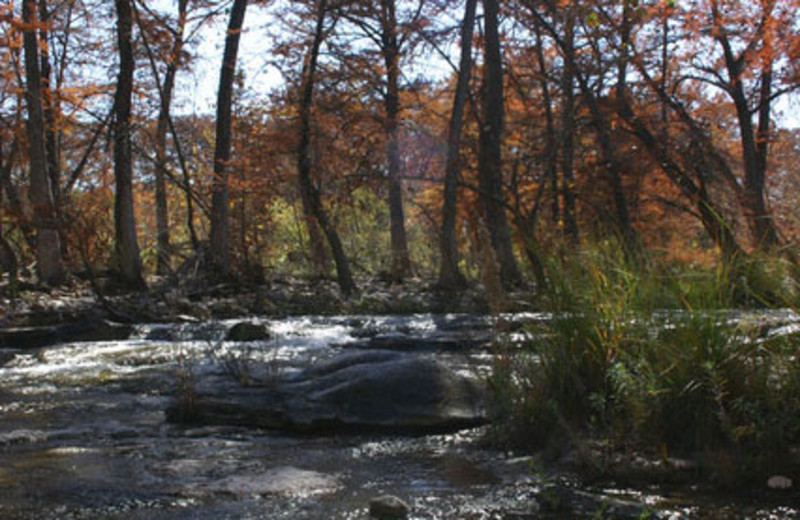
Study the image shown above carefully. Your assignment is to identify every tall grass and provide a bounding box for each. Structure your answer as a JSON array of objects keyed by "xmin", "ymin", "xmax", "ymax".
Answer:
[{"xmin": 489, "ymin": 244, "xmax": 800, "ymax": 484}]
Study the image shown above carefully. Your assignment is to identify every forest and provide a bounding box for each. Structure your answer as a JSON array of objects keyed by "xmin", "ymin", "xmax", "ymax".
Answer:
[
  {"xmin": 0, "ymin": 0, "xmax": 799, "ymax": 517},
  {"xmin": 1, "ymin": 0, "xmax": 798, "ymax": 295}
]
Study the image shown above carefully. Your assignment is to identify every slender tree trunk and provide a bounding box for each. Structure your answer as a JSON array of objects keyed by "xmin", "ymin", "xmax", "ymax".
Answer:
[
  {"xmin": 298, "ymin": 0, "xmax": 357, "ymax": 297},
  {"xmin": 532, "ymin": 18, "xmax": 559, "ymax": 230},
  {"xmin": 563, "ymin": 12, "xmax": 638, "ymax": 261},
  {"xmin": 581, "ymin": 85, "xmax": 638, "ymax": 260},
  {"xmin": 299, "ymin": 115, "xmax": 330, "ymax": 277},
  {"xmin": 112, "ymin": 0, "xmax": 145, "ymax": 290},
  {"xmin": 0, "ymin": 224, "xmax": 18, "ymax": 294},
  {"xmin": 437, "ymin": 0, "xmax": 476, "ymax": 291},
  {"xmin": 0, "ymin": 135, "xmax": 36, "ymax": 249},
  {"xmin": 210, "ymin": 0, "xmax": 247, "ymax": 278},
  {"xmin": 379, "ymin": 0, "xmax": 411, "ymax": 283},
  {"xmin": 38, "ymin": 0, "xmax": 71, "ymax": 264},
  {"xmin": 605, "ymin": 0, "xmax": 639, "ymax": 260},
  {"xmin": 38, "ymin": 0, "xmax": 60, "ymax": 215},
  {"xmin": 0, "ymin": 139, "xmax": 19, "ymax": 292},
  {"xmin": 560, "ymin": 8, "xmax": 578, "ymax": 244},
  {"xmin": 153, "ymin": 0, "xmax": 189, "ymax": 275},
  {"xmin": 718, "ymin": 31, "xmax": 780, "ymax": 250},
  {"xmin": 301, "ymin": 195, "xmax": 330, "ymax": 276},
  {"xmin": 478, "ymin": 0, "xmax": 521, "ymax": 289},
  {"xmin": 22, "ymin": 0, "xmax": 64, "ymax": 285},
  {"xmin": 132, "ymin": 0, "xmax": 200, "ymax": 255},
  {"xmin": 660, "ymin": 3, "xmax": 670, "ymax": 142}
]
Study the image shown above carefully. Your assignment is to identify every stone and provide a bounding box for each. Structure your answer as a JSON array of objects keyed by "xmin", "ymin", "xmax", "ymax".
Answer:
[
  {"xmin": 369, "ymin": 495, "xmax": 410, "ymax": 519},
  {"xmin": 0, "ymin": 319, "xmax": 133, "ymax": 349},
  {"xmin": 767, "ymin": 475, "xmax": 793, "ymax": 489},
  {"xmin": 541, "ymin": 485, "xmax": 667, "ymax": 519},
  {"xmin": 0, "ymin": 349, "xmax": 20, "ymax": 366},
  {"xmin": 0, "ymin": 429, "xmax": 48, "ymax": 446},
  {"xmin": 225, "ymin": 322, "xmax": 271, "ymax": 342},
  {"xmin": 169, "ymin": 350, "xmax": 487, "ymax": 434}
]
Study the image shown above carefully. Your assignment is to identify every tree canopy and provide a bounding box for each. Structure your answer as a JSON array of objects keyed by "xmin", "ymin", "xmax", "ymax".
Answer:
[{"xmin": 0, "ymin": 0, "xmax": 798, "ymax": 294}]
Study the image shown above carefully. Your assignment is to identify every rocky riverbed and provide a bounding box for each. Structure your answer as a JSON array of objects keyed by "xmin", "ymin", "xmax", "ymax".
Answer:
[{"xmin": 0, "ymin": 311, "xmax": 797, "ymax": 519}]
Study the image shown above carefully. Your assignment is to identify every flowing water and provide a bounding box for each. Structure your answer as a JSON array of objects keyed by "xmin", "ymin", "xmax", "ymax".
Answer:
[{"xmin": 0, "ymin": 313, "xmax": 796, "ymax": 519}]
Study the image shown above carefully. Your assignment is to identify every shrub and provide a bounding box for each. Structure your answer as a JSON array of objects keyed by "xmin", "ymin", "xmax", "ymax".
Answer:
[{"xmin": 489, "ymin": 245, "xmax": 800, "ymax": 484}]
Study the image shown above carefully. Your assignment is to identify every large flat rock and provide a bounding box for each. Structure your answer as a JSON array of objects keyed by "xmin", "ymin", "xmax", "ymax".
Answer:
[{"xmin": 169, "ymin": 350, "xmax": 487, "ymax": 434}]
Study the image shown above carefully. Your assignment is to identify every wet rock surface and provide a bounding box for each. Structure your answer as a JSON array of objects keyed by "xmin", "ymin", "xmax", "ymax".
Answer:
[
  {"xmin": 369, "ymin": 494, "xmax": 410, "ymax": 519},
  {"xmin": 225, "ymin": 321, "xmax": 271, "ymax": 342},
  {"xmin": 175, "ymin": 350, "xmax": 487, "ymax": 433},
  {"xmin": 0, "ymin": 317, "xmax": 133, "ymax": 349}
]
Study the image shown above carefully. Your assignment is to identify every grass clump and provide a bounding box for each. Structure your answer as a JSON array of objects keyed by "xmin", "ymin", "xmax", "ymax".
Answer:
[{"xmin": 489, "ymin": 245, "xmax": 800, "ymax": 485}]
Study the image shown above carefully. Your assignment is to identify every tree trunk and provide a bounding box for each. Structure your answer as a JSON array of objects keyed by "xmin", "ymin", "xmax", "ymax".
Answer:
[
  {"xmin": 154, "ymin": 0, "xmax": 189, "ymax": 275},
  {"xmin": 38, "ymin": 0, "xmax": 71, "ymax": 265},
  {"xmin": 437, "ymin": 0, "xmax": 476, "ymax": 291},
  {"xmin": 210, "ymin": 0, "xmax": 248, "ymax": 279},
  {"xmin": 112, "ymin": 0, "xmax": 146, "ymax": 290},
  {"xmin": 0, "ymin": 144, "xmax": 19, "ymax": 293},
  {"xmin": 0, "ymin": 136, "xmax": 36, "ymax": 250},
  {"xmin": 301, "ymin": 194, "xmax": 331, "ymax": 276},
  {"xmin": 573, "ymin": 56, "xmax": 638, "ymax": 260},
  {"xmin": 22, "ymin": 0, "xmax": 64, "ymax": 286},
  {"xmin": 478, "ymin": 0, "xmax": 521, "ymax": 289},
  {"xmin": 38, "ymin": 0, "xmax": 61, "ymax": 220},
  {"xmin": 533, "ymin": 19, "xmax": 559, "ymax": 229},
  {"xmin": 297, "ymin": 0, "xmax": 357, "ymax": 297},
  {"xmin": 0, "ymin": 226, "xmax": 18, "ymax": 294},
  {"xmin": 380, "ymin": 0, "xmax": 411, "ymax": 283},
  {"xmin": 560, "ymin": 8, "xmax": 578, "ymax": 244},
  {"xmin": 718, "ymin": 30, "xmax": 780, "ymax": 251},
  {"xmin": 616, "ymin": 100, "xmax": 743, "ymax": 262}
]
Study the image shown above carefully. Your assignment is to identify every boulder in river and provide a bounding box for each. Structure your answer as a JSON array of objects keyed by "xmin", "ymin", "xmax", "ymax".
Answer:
[
  {"xmin": 225, "ymin": 321, "xmax": 271, "ymax": 342},
  {"xmin": 170, "ymin": 350, "xmax": 487, "ymax": 434},
  {"xmin": 369, "ymin": 495, "xmax": 410, "ymax": 519}
]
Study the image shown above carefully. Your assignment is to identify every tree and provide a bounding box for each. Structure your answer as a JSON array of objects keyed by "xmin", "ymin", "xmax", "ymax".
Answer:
[
  {"xmin": 152, "ymin": 0, "xmax": 189, "ymax": 275},
  {"xmin": 297, "ymin": 0, "xmax": 357, "ymax": 296},
  {"xmin": 558, "ymin": 5, "xmax": 578, "ymax": 244},
  {"xmin": 379, "ymin": 0, "xmax": 412, "ymax": 282},
  {"xmin": 38, "ymin": 0, "xmax": 62, "ymax": 245},
  {"xmin": 112, "ymin": 0, "xmax": 145, "ymax": 289},
  {"xmin": 210, "ymin": 0, "xmax": 248, "ymax": 278},
  {"xmin": 478, "ymin": 0, "xmax": 522, "ymax": 288},
  {"xmin": 437, "ymin": 0, "xmax": 476, "ymax": 291},
  {"xmin": 22, "ymin": 0, "xmax": 64, "ymax": 285},
  {"xmin": 710, "ymin": 0, "xmax": 783, "ymax": 250},
  {"xmin": 335, "ymin": 0, "xmax": 422, "ymax": 282}
]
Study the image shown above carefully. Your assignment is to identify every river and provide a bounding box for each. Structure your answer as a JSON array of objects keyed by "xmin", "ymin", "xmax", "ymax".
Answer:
[{"xmin": 0, "ymin": 313, "xmax": 796, "ymax": 519}]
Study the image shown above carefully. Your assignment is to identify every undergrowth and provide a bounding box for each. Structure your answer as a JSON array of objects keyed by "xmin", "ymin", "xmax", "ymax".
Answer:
[{"xmin": 489, "ymin": 244, "xmax": 800, "ymax": 486}]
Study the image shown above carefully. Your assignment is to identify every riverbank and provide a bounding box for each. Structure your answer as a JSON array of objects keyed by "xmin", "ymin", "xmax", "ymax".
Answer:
[{"xmin": 0, "ymin": 275, "xmax": 535, "ymax": 328}]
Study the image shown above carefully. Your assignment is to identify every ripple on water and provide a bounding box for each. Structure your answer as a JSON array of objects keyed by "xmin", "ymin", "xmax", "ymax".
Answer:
[{"xmin": 197, "ymin": 466, "xmax": 341, "ymax": 498}]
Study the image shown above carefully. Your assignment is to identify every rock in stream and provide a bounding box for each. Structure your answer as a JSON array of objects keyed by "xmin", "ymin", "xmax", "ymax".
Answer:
[{"xmin": 169, "ymin": 350, "xmax": 488, "ymax": 434}]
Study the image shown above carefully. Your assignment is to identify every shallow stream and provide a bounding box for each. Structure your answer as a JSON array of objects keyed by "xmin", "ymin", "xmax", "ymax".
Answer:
[{"xmin": 0, "ymin": 313, "xmax": 797, "ymax": 519}]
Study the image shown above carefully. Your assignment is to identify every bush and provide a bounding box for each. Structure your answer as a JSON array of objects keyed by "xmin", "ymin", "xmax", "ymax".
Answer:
[{"xmin": 488, "ymin": 245, "xmax": 800, "ymax": 484}]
